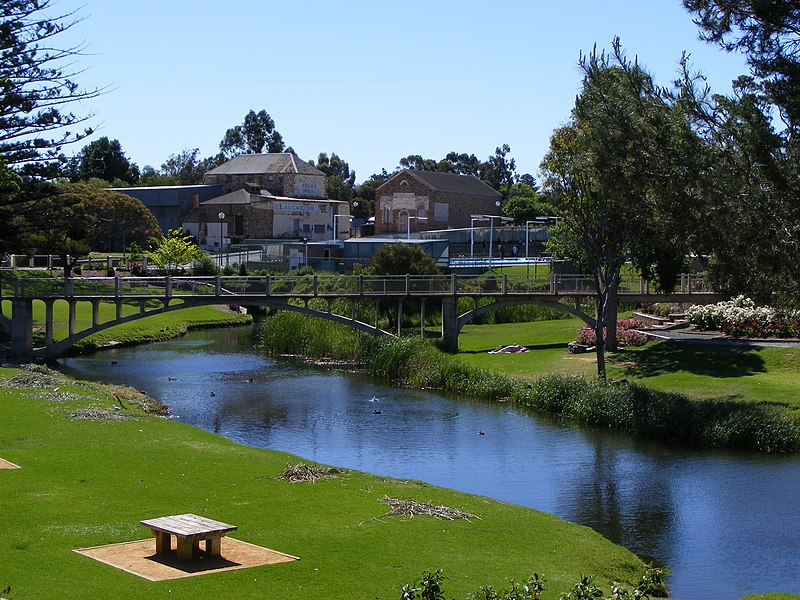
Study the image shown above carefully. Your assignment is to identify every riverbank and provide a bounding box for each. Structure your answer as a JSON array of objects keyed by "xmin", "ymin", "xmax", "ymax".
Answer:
[{"xmin": 0, "ymin": 363, "xmax": 649, "ymax": 600}]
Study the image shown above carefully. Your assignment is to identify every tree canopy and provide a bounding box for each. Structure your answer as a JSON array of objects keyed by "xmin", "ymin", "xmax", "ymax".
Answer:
[
  {"xmin": 146, "ymin": 228, "xmax": 202, "ymax": 273},
  {"xmin": 365, "ymin": 243, "xmax": 440, "ymax": 276},
  {"xmin": 0, "ymin": 0, "xmax": 99, "ymax": 179},
  {"xmin": 66, "ymin": 137, "xmax": 139, "ymax": 185},
  {"xmin": 311, "ymin": 152, "xmax": 356, "ymax": 202},
  {"xmin": 219, "ymin": 109, "xmax": 285, "ymax": 158}
]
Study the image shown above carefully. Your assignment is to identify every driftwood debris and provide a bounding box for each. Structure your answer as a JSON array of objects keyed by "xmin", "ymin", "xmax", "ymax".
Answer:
[
  {"xmin": 381, "ymin": 496, "xmax": 480, "ymax": 521},
  {"xmin": 276, "ymin": 463, "xmax": 343, "ymax": 484}
]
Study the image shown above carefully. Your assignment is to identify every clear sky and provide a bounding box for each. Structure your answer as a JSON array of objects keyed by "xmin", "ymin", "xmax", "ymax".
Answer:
[{"xmin": 51, "ymin": 0, "xmax": 750, "ymax": 184}]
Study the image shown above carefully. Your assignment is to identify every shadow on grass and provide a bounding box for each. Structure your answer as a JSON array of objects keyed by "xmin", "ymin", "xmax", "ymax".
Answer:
[{"xmin": 614, "ymin": 341, "xmax": 766, "ymax": 379}]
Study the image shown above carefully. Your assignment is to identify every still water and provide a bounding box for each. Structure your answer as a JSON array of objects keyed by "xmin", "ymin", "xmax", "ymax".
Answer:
[{"xmin": 61, "ymin": 326, "xmax": 800, "ymax": 600}]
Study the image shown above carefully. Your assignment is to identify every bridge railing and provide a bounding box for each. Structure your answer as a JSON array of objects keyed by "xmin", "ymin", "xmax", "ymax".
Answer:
[{"xmin": 10, "ymin": 272, "xmax": 714, "ymax": 300}]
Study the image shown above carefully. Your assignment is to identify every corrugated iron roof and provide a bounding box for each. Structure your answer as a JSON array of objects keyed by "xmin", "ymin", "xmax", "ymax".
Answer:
[
  {"xmin": 378, "ymin": 169, "xmax": 502, "ymax": 197},
  {"xmin": 205, "ymin": 153, "xmax": 325, "ymax": 177}
]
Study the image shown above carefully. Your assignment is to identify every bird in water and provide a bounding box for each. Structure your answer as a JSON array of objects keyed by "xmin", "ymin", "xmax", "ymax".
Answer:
[
  {"xmin": 372, "ymin": 409, "xmax": 382, "ymax": 414},
  {"xmin": 210, "ymin": 391, "xmax": 216, "ymax": 397},
  {"xmin": 369, "ymin": 396, "xmax": 380, "ymax": 402}
]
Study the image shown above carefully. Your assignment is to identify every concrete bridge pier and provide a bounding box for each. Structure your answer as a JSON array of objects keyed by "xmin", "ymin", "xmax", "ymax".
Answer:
[
  {"xmin": 10, "ymin": 299, "xmax": 34, "ymax": 358},
  {"xmin": 441, "ymin": 297, "xmax": 459, "ymax": 353}
]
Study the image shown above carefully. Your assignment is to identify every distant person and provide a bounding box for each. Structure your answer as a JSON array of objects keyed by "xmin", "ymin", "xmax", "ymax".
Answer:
[{"xmin": 499, "ymin": 243, "xmax": 505, "ymax": 259}]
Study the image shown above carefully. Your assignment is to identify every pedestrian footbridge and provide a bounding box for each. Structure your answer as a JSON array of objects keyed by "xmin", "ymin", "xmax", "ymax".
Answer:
[{"xmin": 2, "ymin": 273, "xmax": 720, "ymax": 359}]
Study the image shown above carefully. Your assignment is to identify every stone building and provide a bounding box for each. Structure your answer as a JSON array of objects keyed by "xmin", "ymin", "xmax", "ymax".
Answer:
[
  {"xmin": 374, "ymin": 169, "xmax": 502, "ymax": 234},
  {"xmin": 181, "ymin": 183, "xmax": 349, "ymax": 248},
  {"xmin": 203, "ymin": 153, "xmax": 327, "ymax": 198}
]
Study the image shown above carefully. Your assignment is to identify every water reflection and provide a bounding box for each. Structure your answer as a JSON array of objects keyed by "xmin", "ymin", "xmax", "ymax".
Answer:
[{"xmin": 60, "ymin": 326, "xmax": 800, "ymax": 599}]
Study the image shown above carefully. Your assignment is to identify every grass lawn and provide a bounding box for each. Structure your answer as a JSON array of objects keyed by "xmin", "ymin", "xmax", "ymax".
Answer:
[
  {"xmin": 0, "ymin": 365, "xmax": 644, "ymax": 600},
  {"xmin": 455, "ymin": 318, "xmax": 800, "ymax": 408}
]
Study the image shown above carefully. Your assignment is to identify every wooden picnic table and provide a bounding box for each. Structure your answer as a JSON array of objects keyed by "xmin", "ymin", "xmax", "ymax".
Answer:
[{"xmin": 140, "ymin": 513, "xmax": 237, "ymax": 560}]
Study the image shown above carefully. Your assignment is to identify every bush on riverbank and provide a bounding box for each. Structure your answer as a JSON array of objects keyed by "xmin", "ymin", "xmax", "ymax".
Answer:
[{"xmin": 258, "ymin": 313, "xmax": 800, "ymax": 453}]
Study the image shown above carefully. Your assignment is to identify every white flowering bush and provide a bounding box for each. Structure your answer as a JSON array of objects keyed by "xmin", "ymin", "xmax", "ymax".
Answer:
[{"xmin": 688, "ymin": 296, "xmax": 800, "ymax": 338}]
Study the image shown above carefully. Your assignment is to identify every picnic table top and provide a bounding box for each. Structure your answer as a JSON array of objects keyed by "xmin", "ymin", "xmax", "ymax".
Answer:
[{"xmin": 140, "ymin": 513, "xmax": 237, "ymax": 538}]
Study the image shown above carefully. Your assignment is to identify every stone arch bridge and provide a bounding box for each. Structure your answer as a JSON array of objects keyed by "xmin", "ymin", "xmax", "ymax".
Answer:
[{"xmin": 2, "ymin": 273, "xmax": 720, "ymax": 359}]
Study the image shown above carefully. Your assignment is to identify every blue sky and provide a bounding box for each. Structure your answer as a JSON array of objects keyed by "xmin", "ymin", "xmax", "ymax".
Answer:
[{"xmin": 53, "ymin": 0, "xmax": 750, "ymax": 183}]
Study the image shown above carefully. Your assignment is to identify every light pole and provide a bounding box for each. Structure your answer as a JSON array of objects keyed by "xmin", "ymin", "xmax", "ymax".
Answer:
[
  {"xmin": 470, "ymin": 215, "xmax": 490, "ymax": 259},
  {"xmin": 217, "ymin": 211, "xmax": 225, "ymax": 253},
  {"xmin": 333, "ymin": 214, "xmax": 353, "ymax": 241},
  {"xmin": 472, "ymin": 214, "xmax": 513, "ymax": 269},
  {"xmin": 406, "ymin": 216, "xmax": 427, "ymax": 239}
]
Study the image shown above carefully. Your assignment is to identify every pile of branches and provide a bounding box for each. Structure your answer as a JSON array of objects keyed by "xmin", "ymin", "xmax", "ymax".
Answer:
[
  {"xmin": 68, "ymin": 407, "xmax": 131, "ymax": 422},
  {"xmin": 276, "ymin": 463, "xmax": 342, "ymax": 484},
  {"xmin": 382, "ymin": 496, "xmax": 480, "ymax": 521}
]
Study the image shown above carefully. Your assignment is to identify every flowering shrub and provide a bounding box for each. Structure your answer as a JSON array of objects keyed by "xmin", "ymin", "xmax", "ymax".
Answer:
[
  {"xmin": 687, "ymin": 296, "xmax": 800, "ymax": 338},
  {"xmin": 576, "ymin": 318, "xmax": 649, "ymax": 347}
]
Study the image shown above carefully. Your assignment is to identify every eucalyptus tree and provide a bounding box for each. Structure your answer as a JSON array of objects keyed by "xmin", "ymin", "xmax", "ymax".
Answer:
[{"xmin": 219, "ymin": 109, "xmax": 285, "ymax": 158}]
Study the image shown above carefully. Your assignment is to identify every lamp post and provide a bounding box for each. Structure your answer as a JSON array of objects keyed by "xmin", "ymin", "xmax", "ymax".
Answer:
[
  {"xmin": 406, "ymin": 215, "xmax": 427, "ymax": 239},
  {"xmin": 217, "ymin": 211, "xmax": 225, "ymax": 253}
]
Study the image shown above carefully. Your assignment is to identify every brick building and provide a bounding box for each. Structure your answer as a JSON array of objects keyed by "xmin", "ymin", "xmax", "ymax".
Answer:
[
  {"xmin": 375, "ymin": 169, "xmax": 502, "ymax": 234},
  {"xmin": 203, "ymin": 153, "xmax": 326, "ymax": 198},
  {"xmin": 181, "ymin": 183, "xmax": 349, "ymax": 248}
]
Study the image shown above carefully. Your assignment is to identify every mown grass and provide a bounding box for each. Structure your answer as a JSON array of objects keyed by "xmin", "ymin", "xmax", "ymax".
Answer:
[
  {"xmin": 456, "ymin": 319, "xmax": 800, "ymax": 408},
  {"xmin": 0, "ymin": 365, "xmax": 646, "ymax": 600}
]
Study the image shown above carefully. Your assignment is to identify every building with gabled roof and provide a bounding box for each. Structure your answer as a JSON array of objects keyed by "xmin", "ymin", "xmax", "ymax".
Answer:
[
  {"xmin": 375, "ymin": 169, "xmax": 502, "ymax": 234},
  {"xmin": 181, "ymin": 182, "xmax": 349, "ymax": 248},
  {"xmin": 203, "ymin": 153, "xmax": 327, "ymax": 199}
]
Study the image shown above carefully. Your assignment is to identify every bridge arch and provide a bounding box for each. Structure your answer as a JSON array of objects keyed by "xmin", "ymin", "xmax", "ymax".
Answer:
[{"xmin": 35, "ymin": 296, "xmax": 397, "ymax": 360}]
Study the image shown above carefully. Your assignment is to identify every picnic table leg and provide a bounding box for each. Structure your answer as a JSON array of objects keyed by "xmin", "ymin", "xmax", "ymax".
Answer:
[
  {"xmin": 206, "ymin": 536, "xmax": 222, "ymax": 556},
  {"xmin": 176, "ymin": 537, "xmax": 195, "ymax": 560},
  {"xmin": 152, "ymin": 530, "xmax": 171, "ymax": 554}
]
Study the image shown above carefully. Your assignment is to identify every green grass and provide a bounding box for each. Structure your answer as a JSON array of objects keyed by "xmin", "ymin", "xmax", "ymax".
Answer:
[
  {"xmin": 0, "ymin": 365, "xmax": 645, "ymax": 600},
  {"xmin": 455, "ymin": 318, "xmax": 800, "ymax": 409}
]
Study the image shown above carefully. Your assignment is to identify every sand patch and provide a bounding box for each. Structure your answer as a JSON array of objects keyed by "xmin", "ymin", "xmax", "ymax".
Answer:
[
  {"xmin": 75, "ymin": 537, "xmax": 298, "ymax": 581},
  {"xmin": 0, "ymin": 458, "xmax": 19, "ymax": 469}
]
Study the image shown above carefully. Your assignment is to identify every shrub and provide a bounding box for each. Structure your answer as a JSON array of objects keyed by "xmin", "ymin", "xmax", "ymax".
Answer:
[
  {"xmin": 687, "ymin": 295, "xmax": 800, "ymax": 337},
  {"xmin": 576, "ymin": 319, "xmax": 648, "ymax": 348}
]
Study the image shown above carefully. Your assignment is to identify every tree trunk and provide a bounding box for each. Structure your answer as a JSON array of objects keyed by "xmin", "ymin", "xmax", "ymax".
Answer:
[
  {"xmin": 606, "ymin": 284, "xmax": 619, "ymax": 352},
  {"xmin": 594, "ymin": 295, "xmax": 607, "ymax": 381}
]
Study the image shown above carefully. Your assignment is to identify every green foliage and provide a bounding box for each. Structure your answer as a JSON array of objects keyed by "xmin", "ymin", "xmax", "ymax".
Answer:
[
  {"xmin": 365, "ymin": 244, "xmax": 440, "ymax": 276},
  {"xmin": 0, "ymin": 0, "xmax": 99, "ymax": 179},
  {"xmin": 67, "ymin": 137, "xmax": 139, "ymax": 184},
  {"xmin": 190, "ymin": 253, "xmax": 218, "ymax": 276},
  {"xmin": 146, "ymin": 228, "xmax": 200, "ymax": 272},
  {"xmin": 219, "ymin": 109, "xmax": 284, "ymax": 158}
]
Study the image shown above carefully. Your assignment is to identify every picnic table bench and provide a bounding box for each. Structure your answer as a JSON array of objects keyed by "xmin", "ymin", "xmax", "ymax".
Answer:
[{"xmin": 140, "ymin": 513, "xmax": 237, "ymax": 560}]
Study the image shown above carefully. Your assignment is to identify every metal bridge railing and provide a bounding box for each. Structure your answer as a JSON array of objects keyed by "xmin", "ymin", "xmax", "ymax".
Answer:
[{"xmin": 11, "ymin": 272, "xmax": 713, "ymax": 300}]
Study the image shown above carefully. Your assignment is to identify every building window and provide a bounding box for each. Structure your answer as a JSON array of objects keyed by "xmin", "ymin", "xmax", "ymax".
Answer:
[
  {"xmin": 303, "ymin": 224, "xmax": 311, "ymax": 232},
  {"xmin": 313, "ymin": 224, "xmax": 325, "ymax": 234}
]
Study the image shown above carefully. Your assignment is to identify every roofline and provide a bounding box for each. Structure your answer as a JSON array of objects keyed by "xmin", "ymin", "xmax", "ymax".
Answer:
[{"xmin": 376, "ymin": 168, "xmax": 502, "ymax": 197}]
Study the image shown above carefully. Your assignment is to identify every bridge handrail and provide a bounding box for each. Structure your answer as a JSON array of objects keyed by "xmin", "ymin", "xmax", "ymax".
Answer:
[{"xmin": 10, "ymin": 272, "xmax": 714, "ymax": 299}]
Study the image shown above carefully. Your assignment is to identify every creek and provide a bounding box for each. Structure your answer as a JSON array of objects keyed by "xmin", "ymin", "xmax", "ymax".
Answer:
[{"xmin": 60, "ymin": 326, "xmax": 800, "ymax": 600}]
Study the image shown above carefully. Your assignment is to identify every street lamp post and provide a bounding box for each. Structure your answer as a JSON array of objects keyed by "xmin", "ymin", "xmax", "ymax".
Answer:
[
  {"xmin": 470, "ymin": 214, "xmax": 513, "ymax": 269},
  {"xmin": 217, "ymin": 211, "xmax": 225, "ymax": 254},
  {"xmin": 406, "ymin": 216, "xmax": 427, "ymax": 239}
]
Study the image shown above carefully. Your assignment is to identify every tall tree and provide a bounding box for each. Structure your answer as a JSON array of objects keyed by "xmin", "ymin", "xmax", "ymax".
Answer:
[
  {"xmin": 541, "ymin": 42, "xmax": 699, "ymax": 377},
  {"xmin": 68, "ymin": 137, "xmax": 139, "ymax": 184},
  {"xmin": 480, "ymin": 144, "xmax": 517, "ymax": 197},
  {"xmin": 160, "ymin": 147, "xmax": 211, "ymax": 184},
  {"xmin": 311, "ymin": 152, "xmax": 356, "ymax": 201},
  {"xmin": 219, "ymin": 109, "xmax": 284, "ymax": 158},
  {"xmin": 0, "ymin": 0, "xmax": 99, "ymax": 179}
]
